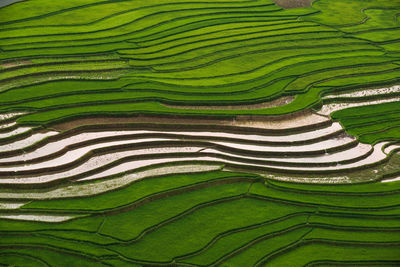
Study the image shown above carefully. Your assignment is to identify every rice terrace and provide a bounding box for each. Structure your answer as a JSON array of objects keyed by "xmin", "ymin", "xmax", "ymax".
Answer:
[{"xmin": 1, "ymin": 0, "xmax": 400, "ymax": 265}]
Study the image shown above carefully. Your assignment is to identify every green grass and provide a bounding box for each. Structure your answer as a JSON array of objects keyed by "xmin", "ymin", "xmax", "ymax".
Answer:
[
  {"xmin": 309, "ymin": 214, "xmax": 400, "ymax": 228},
  {"xmin": 263, "ymin": 242, "xmax": 400, "ymax": 266},
  {"xmin": 181, "ymin": 214, "xmax": 309, "ymax": 265},
  {"xmin": 1, "ymin": 177, "xmax": 400, "ymax": 265},
  {"xmin": 0, "ymin": 234, "xmax": 114, "ymax": 258},
  {"xmin": 332, "ymin": 101, "xmax": 400, "ymax": 143},
  {"xmin": 306, "ymin": 227, "xmax": 400, "ymax": 242},
  {"xmin": 0, "ymin": 252, "xmax": 47, "ymax": 267},
  {"xmin": 0, "ymin": 0, "xmax": 399, "ymax": 126},
  {"xmin": 98, "ymin": 182, "xmax": 251, "ymax": 241},
  {"xmin": 0, "ymin": 2, "xmax": 283, "ymax": 43},
  {"xmin": 107, "ymin": 197, "xmax": 313, "ymax": 262},
  {"xmin": 220, "ymin": 227, "xmax": 311, "ymax": 267},
  {"xmin": 250, "ymin": 182, "xmax": 400, "ymax": 209},
  {"xmin": 23, "ymin": 171, "xmax": 255, "ymax": 211},
  {"xmin": 0, "ymin": 60, "xmax": 129, "ymax": 81},
  {"xmin": 0, "ymin": 247, "xmax": 110, "ymax": 267}
]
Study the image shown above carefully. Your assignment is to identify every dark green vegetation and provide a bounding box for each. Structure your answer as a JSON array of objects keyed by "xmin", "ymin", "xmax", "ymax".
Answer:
[
  {"xmin": 332, "ymin": 102, "xmax": 400, "ymax": 144},
  {"xmin": 1, "ymin": 171, "xmax": 400, "ymax": 266},
  {"xmin": 1, "ymin": 0, "xmax": 400, "ymax": 266}
]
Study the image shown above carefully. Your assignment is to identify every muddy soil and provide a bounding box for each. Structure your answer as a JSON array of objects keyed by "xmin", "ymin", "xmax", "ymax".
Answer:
[
  {"xmin": 0, "ymin": 60, "xmax": 32, "ymax": 68},
  {"xmin": 52, "ymin": 110, "xmax": 328, "ymax": 132},
  {"xmin": 271, "ymin": 0, "xmax": 315, "ymax": 8}
]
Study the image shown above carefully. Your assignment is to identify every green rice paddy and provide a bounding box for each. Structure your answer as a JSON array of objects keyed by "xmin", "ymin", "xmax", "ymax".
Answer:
[{"xmin": 0, "ymin": 0, "xmax": 400, "ymax": 266}]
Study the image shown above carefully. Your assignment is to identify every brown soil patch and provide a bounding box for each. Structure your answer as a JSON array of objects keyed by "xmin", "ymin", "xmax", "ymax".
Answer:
[
  {"xmin": 1, "ymin": 60, "xmax": 32, "ymax": 68},
  {"xmin": 51, "ymin": 110, "xmax": 329, "ymax": 132},
  {"xmin": 271, "ymin": 0, "xmax": 315, "ymax": 8},
  {"xmin": 163, "ymin": 96, "xmax": 294, "ymax": 110}
]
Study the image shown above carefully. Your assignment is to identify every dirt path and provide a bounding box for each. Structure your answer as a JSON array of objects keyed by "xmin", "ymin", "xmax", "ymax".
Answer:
[
  {"xmin": 1, "ymin": 60, "xmax": 32, "ymax": 68},
  {"xmin": 271, "ymin": 0, "xmax": 315, "ymax": 8}
]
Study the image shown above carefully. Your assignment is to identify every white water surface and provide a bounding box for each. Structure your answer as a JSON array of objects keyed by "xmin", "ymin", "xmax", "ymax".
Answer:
[
  {"xmin": 318, "ymin": 97, "xmax": 400, "ymax": 115},
  {"xmin": 0, "ymin": 214, "xmax": 76, "ymax": 222},
  {"xmin": 0, "ymin": 164, "xmax": 222, "ymax": 199},
  {"xmin": 0, "ymin": 131, "xmax": 58, "ymax": 152},
  {"xmin": 0, "ymin": 123, "xmax": 344, "ymax": 163},
  {"xmin": 323, "ymin": 85, "xmax": 400, "ymax": 99},
  {"xmin": 0, "ymin": 112, "xmax": 25, "ymax": 122},
  {"xmin": 0, "ymin": 127, "xmax": 31, "ymax": 139}
]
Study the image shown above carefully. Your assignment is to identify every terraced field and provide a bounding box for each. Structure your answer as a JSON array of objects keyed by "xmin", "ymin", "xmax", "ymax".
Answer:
[{"xmin": 1, "ymin": 0, "xmax": 400, "ymax": 266}]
